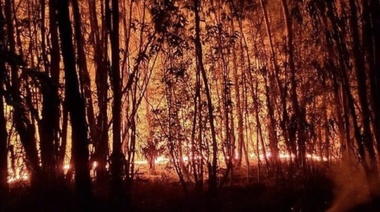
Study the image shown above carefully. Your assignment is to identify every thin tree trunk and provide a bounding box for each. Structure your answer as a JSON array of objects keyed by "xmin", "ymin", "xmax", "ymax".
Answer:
[
  {"xmin": 0, "ymin": 5, "xmax": 8, "ymax": 201},
  {"xmin": 230, "ymin": 19, "xmax": 244, "ymax": 167},
  {"xmin": 48, "ymin": 0, "xmax": 62, "ymax": 178},
  {"xmin": 194, "ymin": 0, "xmax": 218, "ymax": 196}
]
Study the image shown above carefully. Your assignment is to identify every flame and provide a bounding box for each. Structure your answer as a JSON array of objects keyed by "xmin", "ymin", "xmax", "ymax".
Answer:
[
  {"xmin": 63, "ymin": 164, "xmax": 70, "ymax": 171},
  {"xmin": 92, "ymin": 161, "xmax": 98, "ymax": 169},
  {"xmin": 7, "ymin": 172, "xmax": 29, "ymax": 184},
  {"xmin": 155, "ymin": 155, "xmax": 169, "ymax": 164},
  {"xmin": 249, "ymin": 152, "xmax": 329, "ymax": 162},
  {"xmin": 306, "ymin": 153, "xmax": 328, "ymax": 162},
  {"xmin": 135, "ymin": 160, "xmax": 148, "ymax": 165}
]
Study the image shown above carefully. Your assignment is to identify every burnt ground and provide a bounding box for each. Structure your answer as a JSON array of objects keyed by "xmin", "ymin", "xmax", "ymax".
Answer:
[{"xmin": 2, "ymin": 166, "xmax": 380, "ymax": 212}]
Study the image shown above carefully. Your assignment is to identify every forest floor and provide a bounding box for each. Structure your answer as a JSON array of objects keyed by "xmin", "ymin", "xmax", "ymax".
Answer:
[{"xmin": 2, "ymin": 164, "xmax": 380, "ymax": 211}]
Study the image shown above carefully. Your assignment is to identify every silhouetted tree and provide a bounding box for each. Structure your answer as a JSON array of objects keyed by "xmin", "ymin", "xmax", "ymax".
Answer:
[
  {"xmin": 55, "ymin": 0, "xmax": 92, "ymax": 203},
  {"xmin": 0, "ymin": 3, "xmax": 8, "ymax": 202}
]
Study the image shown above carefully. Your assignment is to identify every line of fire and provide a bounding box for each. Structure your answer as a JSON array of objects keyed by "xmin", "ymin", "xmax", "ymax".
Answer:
[{"xmin": 0, "ymin": 0, "xmax": 379, "ymax": 211}]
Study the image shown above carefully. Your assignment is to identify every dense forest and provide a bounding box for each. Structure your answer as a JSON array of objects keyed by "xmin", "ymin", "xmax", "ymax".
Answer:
[{"xmin": 0, "ymin": 0, "xmax": 379, "ymax": 211}]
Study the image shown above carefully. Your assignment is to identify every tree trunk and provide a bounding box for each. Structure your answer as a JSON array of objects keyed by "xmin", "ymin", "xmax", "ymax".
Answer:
[
  {"xmin": 0, "ymin": 5, "xmax": 8, "ymax": 201},
  {"xmin": 109, "ymin": 0, "xmax": 125, "ymax": 200},
  {"xmin": 348, "ymin": 0, "xmax": 380, "ymax": 196},
  {"xmin": 259, "ymin": 0, "xmax": 282, "ymax": 163},
  {"xmin": 230, "ymin": 19, "xmax": 244, "ymax": 167},
  {"xmin": 280, "ymin": 0, "xmax": 306, "ymax": 168},
  {"xmin": 56, "ymin": 0, "xmax": 92, "ymax": 203},
  {"xmin": 72, "ymin": 0, "xmax": 97, "ymax": 150},
  {"xmin": 364, "ymin": 0, "xmax": 380, "ymax": 155},
  {"xmin": 87, "ymin": 0, "xmax": 109, "ymax": 183},
  {"xmin": 48, "ymin": 0, "xmax": 62, "ymax": 178},
  {"xmin": 39, "ymin": 0, "xmax": 61, "ymax": 185},
  {"xmin": 194, "ymin": 0, "xmax": 218, "ymax": 196}
]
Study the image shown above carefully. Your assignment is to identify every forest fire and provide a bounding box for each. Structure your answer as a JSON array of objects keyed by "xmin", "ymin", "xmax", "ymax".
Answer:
[{"xmin": 0, "ymin": 0, "xmax": 379, "ymax": 211}]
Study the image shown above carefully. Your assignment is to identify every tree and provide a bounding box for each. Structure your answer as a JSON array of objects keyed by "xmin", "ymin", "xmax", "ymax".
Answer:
[
  {"xmin": 4, "ymin": 0, "xmax": 41, "ymax": 187},
  {"xmin": 348, "ymin": 0, "xmax": 380, "ymax": 196},
  {"xmin": 194, "ymin": 0, "xmax": 218, "ymax": 196},
  {"xmin": 55, "ymin": 0, "xmax": 92, "ymax": 203},
  {"xmin": 0, "ymin": 3, "xmax": 8, "ymax": 202},
  {"xmin": 109, "ymin": 0, "xmax": 125, "ymax": 201},
  {"xmin": 38, "ymin": 0, "xmax": 61, "ymax": 185}
]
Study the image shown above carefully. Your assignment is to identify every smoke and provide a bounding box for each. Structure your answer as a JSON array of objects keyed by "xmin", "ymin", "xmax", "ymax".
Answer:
[{"xmin": 327, "ymin": 162, "xmax": 370, "ymax": 212}]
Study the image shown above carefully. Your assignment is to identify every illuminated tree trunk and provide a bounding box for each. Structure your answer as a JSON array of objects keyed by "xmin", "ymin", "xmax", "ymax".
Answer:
[
  {"xmin": 0, "ymin": 5, "xmax": 8, "ymax": 200},
  {"xmin": 237, "ymin": 18, "xmax": 251, "ymax": 182},
  {"xmin": 194, "ymin": 0, "xmax": 218, "ymax": 196},
  {"xmin": 56, "ymin": 0, "xmax": 92, "ymax": 202},
  {"xmin": 259, "ymin": 0, "xmax": 281, "ymax": 163},
  {"xmin": 231, "ymin": 19, "xmax": 244, "ymax": 167},
  {"xmin": 237, "ymin": 16, "xmax": 250, "ymax": 177},
  {"xmin": 190, "ymin": 51, "xmax": 202, "ymax": 192}
]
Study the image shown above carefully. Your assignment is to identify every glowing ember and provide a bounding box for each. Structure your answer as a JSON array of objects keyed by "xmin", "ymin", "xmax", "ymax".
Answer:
[
  {"xmin": 306, "ymin": 154, "xmax": 328, "ymax": 162},
  {"xmin": 249, "ymin": 152, "xmax": 328, "ymax": 162},
  {"xmin": 92, "ymin": 161, "xmax": 98, "ymax": 169},
  {"xmin": 279, "ymin": 153, "xmax": 296, "ymax": 159},
  {"xmin": 155, "ymin": 156, "xmax": 169, "ymax": 164},
  {"xmin": 63, "ymin": 164, "xmax": 70, "ymax": 171},
  {"xmin": 7, "ymin": 173, "xmax": 29, "ymax": 184},
  {"xmin": 135, "ymin": 160, "xmax": 148, "ymax": 165}
]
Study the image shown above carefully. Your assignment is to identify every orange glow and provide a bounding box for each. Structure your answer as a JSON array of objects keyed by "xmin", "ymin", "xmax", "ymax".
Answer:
[
  {"xmin": 250, "ymin": 152, "xmax": 329, "ymax": 162},
  {"xmin": 92, "ymin": 161, "xmax": 98, "ymax": 169},
  {"xmin": 63, "ymin": 164, "xmax": 70, "ymax": 171},
  {"xmin": 7, "ymin": 172, "xmax": 29, "ymax": 184}
]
